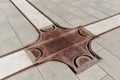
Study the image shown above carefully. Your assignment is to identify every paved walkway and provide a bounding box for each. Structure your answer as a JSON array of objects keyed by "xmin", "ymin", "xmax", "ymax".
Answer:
[
  {"xmin": 0, "ymin": 0, "xmax": 39, "ymax": 56},
  {"xmin": 3, "ymin": 27, "xmax": 120, "ymax": 80},
  {"xmin": 0, "ymin": 0, "xmax": 120, "ymax": 80},
  {"xmin": 28, "ymin": 0, "xmax": 120, "ymax": 28}
]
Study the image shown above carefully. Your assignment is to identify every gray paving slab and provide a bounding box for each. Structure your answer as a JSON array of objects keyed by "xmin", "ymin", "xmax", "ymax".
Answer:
[
  {"xmin": 91, "ymin": 27, "xmax": 120, "ymax": 80},
  {"xmin": 0, "ymin": 0, "xmax": 39, "ymax": 56},
  {"xmin": 28, "ymin": 0, "xmax": 120, "ymax": 28},
  {"xmin": 95, "ymin": 27, "xmax": 120, "ymax": 59},
  {"xmin": 4, "ymin": 67, "xmax": 44, "ymax": 80}
]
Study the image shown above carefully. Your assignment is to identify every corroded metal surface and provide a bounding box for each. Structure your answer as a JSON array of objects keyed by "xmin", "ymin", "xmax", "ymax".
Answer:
[{"xmin": 28, "ymin": 26, "xmax": 101, "ymax": 74}]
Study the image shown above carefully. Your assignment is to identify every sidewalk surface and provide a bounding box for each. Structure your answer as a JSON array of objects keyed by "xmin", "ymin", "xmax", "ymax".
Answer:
[{"xmin": 0, "ymin": 0, "xmax": 120, "ymax": 80}]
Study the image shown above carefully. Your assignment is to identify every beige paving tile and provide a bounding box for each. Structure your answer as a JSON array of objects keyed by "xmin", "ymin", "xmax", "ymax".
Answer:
[
  {"xmin": 48, "ymin": 69, "xmax": 79, "ymax": 80},
  {"xmin": 77, "ymin": 65, "xmax": 107, "ymax": 80},
  {"xmin": 0, "ymin": 50, "xmax": 33, "ymax": 79},
  {"xmin": 0, "ymin": 2, "xmax": 22, "ymax": 19},
  {"xmin": 0, "ymin": 0, "xmax": 9, "ymax": 3},
  {"xmin": 9, "ymin": 16, "xmax": 29, "ymax": 27},
  {"xmin": 83, "ymin": 7, "xmax": 108, "ymax": 19},
  {"xmin": 68, "ymin": 18, "xmax": 85, "ymax": 27},
  {"xmin": 100, "ymin": 2, "xmax": 120, "ymax": 11},
  {"xmin": 0, "ymin": 10, "xmax": 8, "ymax": 24},
  {"xmin": 104, "ymin": 0, "xmax": 120, "ymax": 7},
  {"xmin": 0, "ymin": 23, "xmax": 16, "ymax": 41},
  {"xmin": 91, "ymin": 5, "xmax": 118, "ymax": 16},
  {"xmin": 97, "ymin": 49, "xmax": 120, "ymax": 80},
  {"xmin": 11, "ymin": 0, "xmax": 53, "ymax": 30},
  {"xmin": 40, "ymin": 0, "xmax": 77, "ymax": 21},
  {"xmin": 33, "ymin": 3, "xmax": 73, "ymax": 28},
  {"xmin": 0, "ymin": 0, "xmax": 39, "ymax": 56},
  {"xmin": 85, "ymin": 15, "xmax": 120, "ymax": 35},
  {"xmin": 5, "ymin": 67, "xmax": 44, "ymax": 80},
  {"xmin": 28, "ymin": 0, "xmax": 120, "ymax": 29},
  {"xmin": 0, "ymin": 37, "xmax": 23, "ymax": 55},
  {"xmin": 95, "ymin": 28, "xmax": 120, "ymax": 59},
  {"xmin": 90, "ymin": 41, "xmax": 103, "ymax": 53},
  {"xmin": 101, "ymin": 75, "xmax": 114, "ymax": 80},
  {"xmin": 14, "ymin": 24, "xmax": 39, "ymax": 46},
  {"xmin": 37, "ymin": 61, "xmax": 69, "ymax": 80},
  {"xmin": 67, "ymin": 7, "xmax": 98, "ymax": 24}
]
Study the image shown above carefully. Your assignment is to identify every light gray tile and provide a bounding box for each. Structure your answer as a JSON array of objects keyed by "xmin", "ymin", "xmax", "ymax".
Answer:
[
  {"xmin": 48, "ymin": 69, "xmax": 79, "ymax": 80},
  {"xmin": 91, "ymin": 5, "xmax": 118, "ymax": 16},
  {"xmin": 14, "ymin": 24, "xmax": 39, "ymax": 46},
  {"xmin": 83, "ymin": 7, "xmax": 108, "ymax": 19},
  {"xmin": 37, "ymin": 62, "xmax": 58, "ymax": 80},
  {"xmin": 101, "ymin": 75, "xmax": 114, "ymax": 80},
  {"xmin": 97, "ymin": 49, "xmax": 120, "ymax": 80},
  {"xmin": 0, "ymin": 50, "xmax": 33, "ymax": 79},
  {"xmin": 85, "ymin": 15, "xmax": 120, "ymax": 35},
  {"xmin": 78, "ymin": 65, "xmax": 107, "ymax": 80},
  {"xmin": 9, "ymin": 16, "xmax": 29, "ymax": 27},
  {"xmin": 5, "ymin": 67, "xmax": 44, "ymax": 80},
  {"xmin": 37, "ymin": 61, "xmax": 69, "ymax": 80},
  {"xmin": 0, "ymin": 23, "xmax": 16, "ymax": 41},
  {"xmin": 96, "ymin": 28, "xmax": 120, "ymax": 59},
  {"xmin": 0, "ymin": 37, "xmax": 23, "ymax": 55},
  {"xmin": 100, "ymin": 2, "xmax": 120, "ymax": 11},
  {"xmin": 90, "ymin": 41, "xmax": 103, "ymax": 53},
  {"xmin": 11, "ymin": 0, "xmax": 53, "ymax": 29},
  {"xmin": 0, "ymin": 2, "xmax": 22, "ymax": 19},
  {"xmin": 28, "ymin": 0, "xmax": 120, "ymax": 28}
]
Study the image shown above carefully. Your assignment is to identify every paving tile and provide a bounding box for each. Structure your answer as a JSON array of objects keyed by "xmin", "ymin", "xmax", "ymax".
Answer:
[
  {"xmin": 68, "ymin": 18, "xmax": 85, "ymax": 27},
  {"xmin": 95, "ymin": 27, "xmax": 120, "ymax": 59},
  {"xmin": 104, "ymin": 0, "xmax": 120, "ymax": 7},
  {"xmin": 5, "ymin": 67, "xmax": 44, "ymax": 80},
  {"xmin": 0, "ymin": 23, "xmax": 16, "ymax": 41},
  {"xmin": 40, "ymin": 0, "xmax": 77, "ymax": 21},
  {"xmin": 0, "ymin": 50, "xmax": 33, "ymax": 79},
  {"xmin": 91, "ymin": 4, "xmax": 118, "ymax": 16},
  {"xmin": 90, "ymin": 41, "xmax": 103, "ymax": 53},
  {"xmin": 0, "ymin": 2, "xmax": 22, "ymax": 19},
  {"xmin": 0, "ymin": 10, "xmax": 8, "ymax": 24},
  {"xmin": 14, "ymin": 24, "xmax": 39, "ymax": 46},
  {"xmin": 96, "ymin": 49, "xmax": 120, "ymax": 80},
  {"xmin": 101, "ymin": 75, "xmax": 114, "ymax": 80},
  {"xmin": 48, "ymin": 69, "xmax": 79, "ymax": 80},
  {"xmin": 0, "ymin": 0, "xmax": 39, "ymax": 56},
  {"xmin": 37, "ymin": 61, "xmax": 69, "ymax": 80},
  {"xmin": 67, "ymin": 7, "xmax": 98, "ymax": 24},
  {"xmin": 77, "ymin": 65, "xmax": 107, "ymax": 80},
  {"xmin": 32, "ymin": 3, "xmax": 73, "ymax": 28},
  {"xmin": 37, "ymin": 62, "xmax": 58, "ymax": 80},
  {"xmin": 9, "ymin": 16, "xmax": 29, "ymax": 27},
  {"xmin": 85, "ymin": 15, "xmax": 120, "ymax": 35},
  {"xmin": 0, "ymin": 37, "xmax": 23, "ymax": 55},
  {"xmin": 83, "ymin": 7, "xmax": 108, "ymax": 19},
  {"xmin": 11, "ymin": 0, "xmax": 53, "ymax": 29},
  {"xmin": 100, "ymin": 2, "xmax": 120, "ymax": 11},
  {"xmin": 0, "ymin": 0, "xmax": 9, "ymax": 3},
  {"xmin": 28, "ymin": 0, "xmax": 120, "ymax": 28}
]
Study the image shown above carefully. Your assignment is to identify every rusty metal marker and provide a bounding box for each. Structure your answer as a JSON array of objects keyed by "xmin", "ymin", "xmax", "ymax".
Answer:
[{"xmin": 28, "ymin": 26, "xmax": 101, "ymax": 74}]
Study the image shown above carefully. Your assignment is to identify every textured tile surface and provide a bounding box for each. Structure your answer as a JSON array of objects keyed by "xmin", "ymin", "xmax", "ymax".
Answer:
[
  {"xmin": 11, "ymin": 0, "xmax": 53, "ymax": 29},
  {"xmin": 101, "ymin": 75, "xmax": 114, "ymax": 80},
  {"xmin": 0, "ymin": 0, "xmax": 39, "ymax": 56},
  {"xmin": 0, "ymin": 50, "xmax": 33, "ymax": 79},
  {"xmin": 28, "ymin": 0, "xmax": 120, "ymax": 28},
  {"xmin": 85, "ymin": 15, "xmax": 120, "ymax": 35},
  {"xmin": 5, "ymin": 67, "xmax": 44, "ymax": 80},
  {"xmin": 37, "ymin": 61, "xmax": 69, "ymax": 80},
  {"xmin": 78, "ymin": 65, "xmax": 106, "ymax": 80},
  {"xmin": 90, "ymin": 27, "xmax": 120, "ymax": 80}
]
